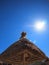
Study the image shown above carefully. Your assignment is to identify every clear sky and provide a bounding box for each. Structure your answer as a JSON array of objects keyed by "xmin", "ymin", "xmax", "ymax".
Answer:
[{"xmin": 0, "ymin": 0, "xmax": 49, "ymax": 57}]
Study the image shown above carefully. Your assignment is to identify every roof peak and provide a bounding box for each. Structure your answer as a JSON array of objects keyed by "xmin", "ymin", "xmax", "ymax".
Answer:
[{"xmin": 20, "ymin": 32, "xmax": 26, "ymax": 39}]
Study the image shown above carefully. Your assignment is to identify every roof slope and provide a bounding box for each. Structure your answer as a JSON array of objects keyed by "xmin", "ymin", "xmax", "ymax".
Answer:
[{"xmin": 1, "ymin": 32, "xmax": 48, "ymax": 63}]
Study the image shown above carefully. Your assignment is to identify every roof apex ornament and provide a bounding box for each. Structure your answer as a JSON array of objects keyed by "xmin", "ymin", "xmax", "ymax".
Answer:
[{"xmin": 20, "ymin": 32, "xmax": 26, "ymax": 38}]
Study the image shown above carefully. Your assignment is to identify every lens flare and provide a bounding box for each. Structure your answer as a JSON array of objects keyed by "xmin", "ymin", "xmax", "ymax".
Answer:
[{"xmin": 34, "ymin": 21, "xmax": 46, "ymax": 32}]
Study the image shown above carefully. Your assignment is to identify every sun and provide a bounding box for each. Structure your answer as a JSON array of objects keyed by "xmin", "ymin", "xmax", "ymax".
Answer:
[{"xmin": 34, "ymin": 21, "xmax": 46, "ymax": 32}]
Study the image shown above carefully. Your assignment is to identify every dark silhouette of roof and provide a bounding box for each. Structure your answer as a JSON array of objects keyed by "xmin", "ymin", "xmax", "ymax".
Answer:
[
  {"xmin": 1, "ymin": 32, "xmax": 47, "ymax": 58},
  {"xmin": 0, "ymin": 32, "xmax": 48, "ymax": 65}
]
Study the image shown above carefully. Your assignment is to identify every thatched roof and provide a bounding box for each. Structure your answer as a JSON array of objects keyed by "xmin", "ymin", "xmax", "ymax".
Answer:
[
  {"xmin": 0, "ymin": 32, "xmax": 48, "ymax": 64},
  {"xmin": 1, "ymin": 32, "xmax": 47, "ymax": 58}
]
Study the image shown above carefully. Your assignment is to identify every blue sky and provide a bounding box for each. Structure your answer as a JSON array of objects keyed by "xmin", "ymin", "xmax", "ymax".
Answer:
[{"xmin": 0, "ymin": 0, "xmax": 49, "ymax": 57}]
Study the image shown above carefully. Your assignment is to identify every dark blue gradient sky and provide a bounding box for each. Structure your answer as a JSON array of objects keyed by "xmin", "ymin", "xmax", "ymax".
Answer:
[{"xmin": 0, "ymin": 0, "xmax": 49, "ymax": 57}]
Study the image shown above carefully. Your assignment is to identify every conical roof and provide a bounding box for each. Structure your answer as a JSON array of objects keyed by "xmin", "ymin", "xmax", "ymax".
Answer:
[{"xmin": 1, "ymin": 32, "xmax": 47, "ymax": 64}]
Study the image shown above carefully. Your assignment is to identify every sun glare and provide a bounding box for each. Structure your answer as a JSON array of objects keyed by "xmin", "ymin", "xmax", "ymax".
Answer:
[{"xmin": 33, "ymin": 21, "xmax": 46, "ymax": 32}]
